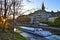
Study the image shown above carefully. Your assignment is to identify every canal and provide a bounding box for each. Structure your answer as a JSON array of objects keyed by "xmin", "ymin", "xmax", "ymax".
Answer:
[
  {"xmin": 20, "ymin": 32, "xmax": 48, "ymax": 40},
  {"xmin": 19, "ymin": 26, "xmax": 60, "ymax": 40}
]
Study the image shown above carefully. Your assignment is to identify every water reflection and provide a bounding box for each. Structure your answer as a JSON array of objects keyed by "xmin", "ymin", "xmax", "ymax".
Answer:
[
  {"xmin": 20, "ymin": 32, "xmax": 48, "ymax": 40},
  {"xmin": 20, "ymin": 26, "xmax": 60, "ymax": 40}
]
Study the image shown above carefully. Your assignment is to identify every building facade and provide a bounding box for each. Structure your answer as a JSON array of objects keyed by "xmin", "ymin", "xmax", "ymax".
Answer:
[{"xmin": 28, "ymin": 2, "xmax": 52, "ymax": 23}]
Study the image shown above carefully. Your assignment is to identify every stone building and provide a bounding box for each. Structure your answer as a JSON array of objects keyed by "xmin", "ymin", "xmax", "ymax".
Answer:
[{"xmin": 28, "ymin": 2, "xmax": 52, "ymax": 23}]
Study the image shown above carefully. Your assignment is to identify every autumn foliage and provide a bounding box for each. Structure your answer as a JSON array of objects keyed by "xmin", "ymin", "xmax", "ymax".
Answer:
[
  {"xmin": 16, "ymin": 16, "xmax": 31, "ymax": 22},
  {"xmin": 0, "ymin": 16, "xmax": 10, "ymax": 29}
]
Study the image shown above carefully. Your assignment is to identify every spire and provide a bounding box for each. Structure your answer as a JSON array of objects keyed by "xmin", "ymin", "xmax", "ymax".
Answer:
[{"xmin": 41, "ymin": 2, "xmax": 45, "ymax": 10}]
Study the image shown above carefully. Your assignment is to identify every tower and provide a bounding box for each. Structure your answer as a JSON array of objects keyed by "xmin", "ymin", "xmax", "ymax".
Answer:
[{"xmin": 41, "ymin": 2, "xmax": 45, "ymax": 10}]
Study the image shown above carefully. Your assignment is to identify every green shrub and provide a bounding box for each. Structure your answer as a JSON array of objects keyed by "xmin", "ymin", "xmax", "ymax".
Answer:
[
  {"xmin": 54, "ymin": 17, "xmax": 60, "ymax": 26},
  {"xmin": 39, "ymin": 17, "xmax": 60, "ymax": 27},
  {"xmin": 39, "ymin": 20, "xmax": 49, "ymax": 24}
]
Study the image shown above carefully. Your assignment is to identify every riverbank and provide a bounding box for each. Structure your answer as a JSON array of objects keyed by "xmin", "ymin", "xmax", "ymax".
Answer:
[{"xmin": 0, "ymin": 30, "xmax": 28, "ymax": 40}]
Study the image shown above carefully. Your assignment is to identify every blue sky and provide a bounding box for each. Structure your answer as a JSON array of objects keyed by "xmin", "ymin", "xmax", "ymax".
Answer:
[{"xmin": 23, "ymin": 0, "xmax": 60, "ymax": 12}]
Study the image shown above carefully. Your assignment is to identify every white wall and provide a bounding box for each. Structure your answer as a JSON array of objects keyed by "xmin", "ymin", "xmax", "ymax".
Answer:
[{"xmin": 48, "ymin": 17, "xmax": 57, "ymax": 22}]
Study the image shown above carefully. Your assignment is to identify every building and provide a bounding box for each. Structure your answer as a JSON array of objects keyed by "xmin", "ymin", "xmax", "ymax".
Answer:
[
  {"xmin": 16, "ymin": 2, "xmax": 60, "ymax": 24},
  {"xmin": 51, "ymin": 11, "xmax": 60, "ymax": 17},
  {"xmin": 48, "ymin": 11, "xmax": 60, "ymax": 22},
  {"xmin": 48, "ymin": 17, "xmax": 57, "ymax": 22},
  {"xmin": 28, "ymin": 2, "xmax": 52, "ymax": 23}
]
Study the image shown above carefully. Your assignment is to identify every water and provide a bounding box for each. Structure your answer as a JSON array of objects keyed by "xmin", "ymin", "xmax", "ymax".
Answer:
[
  {"xmin": 20, "ymin": 32, "xmax": 48, "ymax": 40},
  {"xmin": 20, "ymin": 26, "xmax": 60, "ymax": 40}
]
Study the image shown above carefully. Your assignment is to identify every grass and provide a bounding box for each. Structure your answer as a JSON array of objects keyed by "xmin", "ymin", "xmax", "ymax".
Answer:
[
  {"xmin": 39, "ymin": 20, "xmax": 60, "ymax": 28},
  {"xmin": 14, "ymin": 32, "xmax": 28, "ymax": 40},
  {"xmin": 0, "ymin": 29, "xmax": 28, "ymax": 40},
  {"xmin": 0, "ymin": 32, "xmax": 28, "ymax": 40}
]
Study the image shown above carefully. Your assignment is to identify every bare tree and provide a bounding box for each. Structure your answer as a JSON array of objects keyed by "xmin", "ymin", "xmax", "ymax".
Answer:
[
  {"xmin": 0, "ymin": 0, "xmax": 31, "ymax": 40},
  {"xmin": 0, "ymin": 0, "xmax": 2, "ymax": 16},
  {"xmin": 12, "ymin": 0, "xmax": 31, "ymax": 40}
]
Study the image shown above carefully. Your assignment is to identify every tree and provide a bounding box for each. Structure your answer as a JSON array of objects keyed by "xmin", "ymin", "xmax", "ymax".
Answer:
[
  {"xmin": 16, "ymin": 16, "xmax": 31, "ymax": 22},
  {"xmin": 11, "ymin": 0, "xmax": 31, "ymax": 40},
  {"xmin": 0, "ymin": 0, "xmax": 31, "ymax": 40}
]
